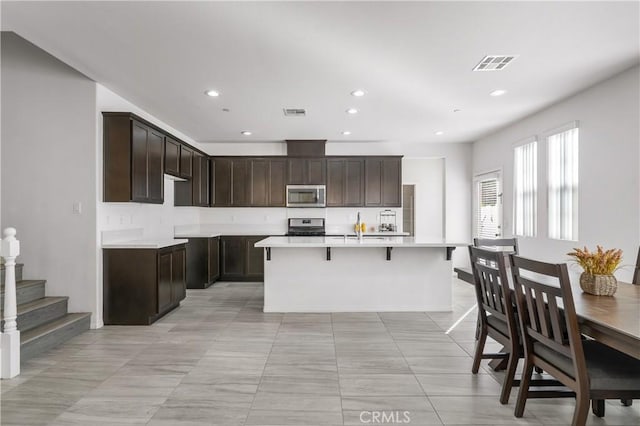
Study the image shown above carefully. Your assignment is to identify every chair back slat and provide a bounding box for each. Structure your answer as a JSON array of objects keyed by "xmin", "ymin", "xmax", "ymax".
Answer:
[
  {"xmin": 523, "ymin": 286, "xmax": 540, "ymax": 332},
  {"xmin": 534, "ymin": 288, "xmax": 550, "ymax": 339},
  {"xmin": 509, "ymin": 255, "xmax": 588, "ymax": 385},
  {"xmin": 473, "ymin": 238, "xmax": 519, "ymax": 254},
  {"xmin": 546, "ymin": 296, "xmax": 564, "ymax": 346}
]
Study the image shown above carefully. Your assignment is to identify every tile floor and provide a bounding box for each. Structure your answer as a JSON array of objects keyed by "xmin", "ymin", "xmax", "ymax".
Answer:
[{"xmin": 1, "ymin": 279, "xmax": 638, "ymax": 425}]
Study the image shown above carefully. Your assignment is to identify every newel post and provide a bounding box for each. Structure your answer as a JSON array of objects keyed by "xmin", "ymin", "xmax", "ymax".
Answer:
[{"xmin": 1, "ymin": 227, "xmax": 21, "ymax": 379}]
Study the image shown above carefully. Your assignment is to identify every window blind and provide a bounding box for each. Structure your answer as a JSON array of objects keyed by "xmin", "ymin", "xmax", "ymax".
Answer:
[
  {"xmin": 476, "ymin": 177, "xmax": 501, "ymax": 239},
  {"xmin": 548, "ymin": 126, "xmax": 579, "ymax": 240},
  {"xmin": 513, "ymin": 140, "xmax": 537, "ymax": 237}
]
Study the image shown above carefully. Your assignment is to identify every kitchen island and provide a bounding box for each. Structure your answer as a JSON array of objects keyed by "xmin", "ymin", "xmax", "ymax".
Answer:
[{"xmin": 255, "ymin": 236, "xmax": 466, "ymax": 312}]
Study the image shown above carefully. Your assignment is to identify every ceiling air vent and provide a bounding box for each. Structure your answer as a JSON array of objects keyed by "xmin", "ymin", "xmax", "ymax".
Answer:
[
  {"xmin": 472, "ymin": 55, "xmax": 518, "ymax": 71},
  {"xmin": 283, "ymin": 108, "xmax": 306, "ymax": 117}
]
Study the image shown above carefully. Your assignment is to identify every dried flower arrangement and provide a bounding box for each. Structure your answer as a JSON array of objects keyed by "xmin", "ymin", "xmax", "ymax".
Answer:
[{"xmin": 567, "ymin": 245, "xmax": 623, "ymax": 276}]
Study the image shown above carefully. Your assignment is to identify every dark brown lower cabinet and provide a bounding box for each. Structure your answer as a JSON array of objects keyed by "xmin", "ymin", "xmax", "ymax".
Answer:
[
  {"xmin": 245, "ymin": 236, "xmax": 266, "ymax": 280},
  {"xmin": 220, "ymin": 236, "xmax": 267, "ymax": 281},
  {"xmin": 183, "ymin": 237, "xmax": 220, "ymax": 289},
  {"xmin": 103, "ymin": 244, "xmax": 186, "ymax": 325}
]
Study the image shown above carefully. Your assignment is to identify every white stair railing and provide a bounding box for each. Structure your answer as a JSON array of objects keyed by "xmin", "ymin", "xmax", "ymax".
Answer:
[{"xmin": 1, "ymin": 227, "xmax": 21, "ymax": 379}]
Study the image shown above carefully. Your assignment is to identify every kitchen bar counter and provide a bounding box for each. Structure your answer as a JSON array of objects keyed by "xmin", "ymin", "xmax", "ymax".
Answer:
[
  {"xmin": 256, "ymin": 237, "xmax": 467, "ymax": 313},
  {"xmin": 256, "ymin": 236, "xmax": 463, "ymax": 248}
]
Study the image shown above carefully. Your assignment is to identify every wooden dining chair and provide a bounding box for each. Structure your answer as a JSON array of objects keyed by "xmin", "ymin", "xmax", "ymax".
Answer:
[
  {"xmin": 510, "ymin": 255, "xmax": 640, "ymax": 425},
  {"xmin": 471, "ymin": 238, "xmax": 520, "ymax": 347},
  {"xmin": 469, "ymin": 246, "xmax": 520, "ymax": 404},
  {"xmin": 633, "ymin": 247, "xmax": 640, "ymax": 285}
]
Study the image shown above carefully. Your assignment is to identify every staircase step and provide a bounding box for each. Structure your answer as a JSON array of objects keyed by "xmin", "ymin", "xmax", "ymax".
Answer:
[
  {"xmin": 5, "ymin": 296, "xmax": 69, "ymax": 332},
  {"xmin": 21, "ymin": 313, "xmax": 91, "ymax": 362},
  {"xmin": 0, "ymin": 279, "xmax": 46, "ymax": 306},
  {"xmin": 0, "ymin": 263, "xmax": 24, "ymax": 285}
]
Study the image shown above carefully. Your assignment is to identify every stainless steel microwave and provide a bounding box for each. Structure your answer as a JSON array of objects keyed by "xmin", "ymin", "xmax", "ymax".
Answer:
[{"xmin": 286, "ymin": 185, "xmax": 326, "ymax": 208}]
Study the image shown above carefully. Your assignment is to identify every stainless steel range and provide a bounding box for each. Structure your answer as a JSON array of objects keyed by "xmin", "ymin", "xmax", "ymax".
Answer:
[{"xmin": 286, "ymin": 218, "xmax": 325, "ymax": 236}]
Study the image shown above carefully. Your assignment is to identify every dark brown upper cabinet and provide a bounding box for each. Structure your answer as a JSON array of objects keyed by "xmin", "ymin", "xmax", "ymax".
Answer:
[
  {"xmin": 174, "ymin": 153, "xmax": 209, "ymax": 207},
  {"xmin": 191, "ymin": 153, "xmax": 210, "ymax": 207},
  {"xmin": 179, "ymin": 145, "xmax": 193, "ymax": 179},
  {"xmin": 365, "ymin": 157, "xmax": 402, "ymax": 207},
  {"xmin": 165, "ymin": 135, "xmax": 194, "ymax": 180},
  {"xmin": 104, "ymin": 113, "xmax": 164, "ymax": 203},
  {"xmin": 212, "ymin": 158, "xmax": 287, "ymax": 207},
  {"xmin": 268, "ymin": 159, "xmax": 287, "ymax": 207},
  {"xmin": 287, "ymin": 158, "xmax": 326, "ymax": 185},
  {"xmin": 250, "ymin": 159, "xmax": 269, "ymax": 206},
  {"xmin": 209, "ymin": 155, "xmax": 400, "ymax": 208},
  {"xmin": 327, "ymin": 158, "xmax": 364, "ymax": 207},
  {"xmin": 164, "ymin": 137, "xmax": 180, "ymax": 177},
  {"xmin": 250, "ymin": 158, "xmax": 287, "ymax": 207},
  {"xmin": 211, "ymin": 157, "xmax": 250, "ymax": 207},
  {"xmin": 231, "ymin": 158, "xmax": 250, "ymax": 206},
  {"xmin": 212, "ymin": 158, "xmax": 232, "ymax": 207}
]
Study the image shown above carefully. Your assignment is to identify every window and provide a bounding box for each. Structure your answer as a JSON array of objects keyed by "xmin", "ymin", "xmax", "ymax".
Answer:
[
  {"xmin": 513, "ymin": 139, "xmax": 537, "ymax": 237},
  {"xmin": 548, "ymin": 124, "xmax": 579, "ymax": 240},
  {"xmin": 474, "ymin": 171, "xmax": 502, "ymax": 239}
]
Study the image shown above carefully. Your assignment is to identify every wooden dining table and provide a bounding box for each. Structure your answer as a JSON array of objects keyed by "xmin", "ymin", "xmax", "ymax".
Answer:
[
  {"xmin": 572, "ymin": 281, "xmax": 640, "ymax": 359},
  {"xmin": 455, "ymin": 267, "xmax": 640, "ymax": 360}
]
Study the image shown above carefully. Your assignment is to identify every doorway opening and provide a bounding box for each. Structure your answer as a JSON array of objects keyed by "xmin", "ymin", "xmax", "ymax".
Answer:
[
  {"xmin": 473, "ymin": 170, "xmax": 503, "ymax": 239},
  {"xmin": 402, "ymin": 185, "xmax": 415, "ymax": 236}
]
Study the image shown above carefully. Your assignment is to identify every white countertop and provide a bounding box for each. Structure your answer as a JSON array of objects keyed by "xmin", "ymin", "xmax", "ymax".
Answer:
[
  {"xmin": 174, "ymin": 225, "xmax": 286, "ymax": 237},
  {"xmin": 326, "ymin": 232, "xmax": 410, "ymax": 237},
  {"xmin": 255, "ymin": 236, "xmax": 468, "ymax": 248},
  {"xmin": 174, "ymin": 230, "xmax": 222, "ymax": 238},
  {"xmin": 102, "ymin": 238, "xmax": 189, "ymax": 249}
]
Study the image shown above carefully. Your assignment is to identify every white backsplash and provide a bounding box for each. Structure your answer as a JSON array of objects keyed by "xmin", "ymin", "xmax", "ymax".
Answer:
[
  {"xmin": 98, "ymin": 176, "xmax": 201, "ymax": 241},
  {"xmin": 199, "ymin": 207, "xmax": 402, "ymax": 234}
]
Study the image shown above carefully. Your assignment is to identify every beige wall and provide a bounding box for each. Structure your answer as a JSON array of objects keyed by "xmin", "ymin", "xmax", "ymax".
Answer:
[{"xmin": 473, "ymin": 65, "xmax": 640, "ymax": 282}]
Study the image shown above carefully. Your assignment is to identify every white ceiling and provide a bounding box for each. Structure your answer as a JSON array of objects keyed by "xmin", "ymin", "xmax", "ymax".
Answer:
[{"xmin": 2, "ymin": 1, "xmax": 639, "ymax": 145}]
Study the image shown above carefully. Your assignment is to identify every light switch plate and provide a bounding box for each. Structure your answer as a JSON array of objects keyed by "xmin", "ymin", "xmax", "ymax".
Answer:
[{"xmin": 72, "ymin": 202, "xmax": 82, "ymax": 214}]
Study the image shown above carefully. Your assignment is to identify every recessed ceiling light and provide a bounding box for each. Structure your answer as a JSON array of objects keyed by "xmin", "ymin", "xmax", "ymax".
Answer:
[
  {"xmin": 489, "ymin": 89, "xmax": 507, "ymax": 97},
  {"xmin": 205, "ymin": 90, "xmax": 220, "ymax": 97},
  {"xmin": 435, "ymin": 131, "xmax": 444, "ymax": 136},
  {"xmin": 351, "ymin": 90, "xmax": 366, "ymax": 97},
  {"xmin": 241, "ymin": 131, "xmax": 252, "ymax": 136},
  {"xmin": 342, "ymin": 131, "xmax": 352, "ymax": 136},
  {"xmin": 346, "ymin": 108, "xmax": 359, "ymax": 114}
]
